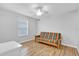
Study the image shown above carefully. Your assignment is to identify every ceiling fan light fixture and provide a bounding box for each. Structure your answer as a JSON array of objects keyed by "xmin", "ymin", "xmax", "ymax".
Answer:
[
  {"xmin": 32, "ymin": 4, "xmax": 48, "ymax": 16},
  {"xmin": 36, "ymin": 9, "xmax": 43, "ymax": 16}
]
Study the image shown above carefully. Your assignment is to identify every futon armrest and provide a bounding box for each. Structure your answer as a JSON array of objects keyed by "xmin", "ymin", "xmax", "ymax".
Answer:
[
  {"xmin": 35, "ymin": 35, "xmax": 40, "ymax": 37},
  {"xmin": 35, "ymin": 35, "xmax": 41, "ymax": 42}
]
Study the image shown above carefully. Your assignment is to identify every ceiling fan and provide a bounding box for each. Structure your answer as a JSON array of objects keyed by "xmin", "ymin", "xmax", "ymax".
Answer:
[{"xmin": 32, "ymin": 4, "xmax": 48, "ymax": 16}]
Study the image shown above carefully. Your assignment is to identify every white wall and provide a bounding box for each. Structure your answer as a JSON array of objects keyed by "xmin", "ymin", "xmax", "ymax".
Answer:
[
  {"xmin": 37, "ymin": 11, "xmax": 79, "ymax": 48},
  {"xmin": 0, "ymin": 8, "xmax": 38, "ymax": 43}
]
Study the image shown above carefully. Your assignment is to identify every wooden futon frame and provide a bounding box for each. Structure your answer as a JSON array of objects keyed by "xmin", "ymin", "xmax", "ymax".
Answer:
[{"xmin": 35, "ymin": 32, "xmax": 62, "ymax": 48}]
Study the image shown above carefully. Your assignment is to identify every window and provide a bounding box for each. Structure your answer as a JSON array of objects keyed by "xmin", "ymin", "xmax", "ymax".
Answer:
[{"xmin": 17, "ymin": 19, "xmax": 28, "ymax": 37}]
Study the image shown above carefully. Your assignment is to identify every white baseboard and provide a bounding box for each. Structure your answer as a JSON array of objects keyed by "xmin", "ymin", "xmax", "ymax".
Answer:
[
  {"xmin": 20, "ymin": 39, "xmax": 33, "ymax": 43},
  {"xmin": 20, "ymin": 37, "xmax": 35, "ymax": 44},
  {"xmin": 62, "ymin": 43, "xmax": 77, "ymax": 48}
]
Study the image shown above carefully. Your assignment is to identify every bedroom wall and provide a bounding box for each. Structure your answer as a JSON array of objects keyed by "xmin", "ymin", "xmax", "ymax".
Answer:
[
  {"xmin": 37, "ymin": 11, "xmax": 79, "ymax": 48},
  {"xmin": 0, "ymin": 8, "xmax": 38, "ymax": 43}
]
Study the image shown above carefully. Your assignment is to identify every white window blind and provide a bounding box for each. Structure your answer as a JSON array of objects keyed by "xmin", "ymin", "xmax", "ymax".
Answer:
[{"xmin": 17, "ymin": 19, "xmax": 28, "ymax": 37}]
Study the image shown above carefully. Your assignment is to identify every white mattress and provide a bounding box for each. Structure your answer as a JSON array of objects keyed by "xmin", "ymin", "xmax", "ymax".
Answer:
[{"xmin": 0, "ymin": 41, "xmax": 22, "ymax": 54}]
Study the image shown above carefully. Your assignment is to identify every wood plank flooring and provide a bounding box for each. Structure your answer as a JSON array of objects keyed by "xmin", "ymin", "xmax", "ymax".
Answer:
[{"xmin": 21, "ymin": 40, "xmax": 79, "ymax": 56}]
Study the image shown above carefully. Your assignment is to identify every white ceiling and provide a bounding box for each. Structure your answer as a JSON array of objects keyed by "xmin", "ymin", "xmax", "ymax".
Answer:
[{"xmin": 0, "ymin": 3, "xmax": 79, "ymax": 18}]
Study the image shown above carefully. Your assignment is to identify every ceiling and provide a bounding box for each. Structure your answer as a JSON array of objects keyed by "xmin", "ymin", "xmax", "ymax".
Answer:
[{"xmin": 0, "ymin": 3, "xmax": 79, "ymax": 18}]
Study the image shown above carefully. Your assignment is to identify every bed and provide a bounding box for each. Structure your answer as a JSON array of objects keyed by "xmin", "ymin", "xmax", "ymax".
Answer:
[{"xmin": 0, "ymin": 41, "xmax": 26, "ymax": 56}]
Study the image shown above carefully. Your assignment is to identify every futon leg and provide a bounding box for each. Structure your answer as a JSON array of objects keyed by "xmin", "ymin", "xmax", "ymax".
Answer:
[{"xmin": 57, "ymin": 40, "xmax": 61, "ymax": 49}]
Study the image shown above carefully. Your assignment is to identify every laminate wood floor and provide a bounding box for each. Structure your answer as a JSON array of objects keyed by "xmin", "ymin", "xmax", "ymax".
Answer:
[{"xmin": 21, "ymin": 40, "xmax": 79, "ymax": 56}]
